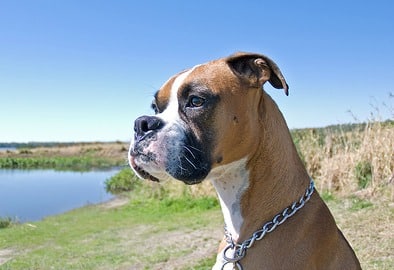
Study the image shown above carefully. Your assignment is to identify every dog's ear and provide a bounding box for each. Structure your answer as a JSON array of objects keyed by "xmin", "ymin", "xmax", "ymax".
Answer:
[{"xmin": 226, "ymin": 52, "xmax": 289, "ymax": 96}]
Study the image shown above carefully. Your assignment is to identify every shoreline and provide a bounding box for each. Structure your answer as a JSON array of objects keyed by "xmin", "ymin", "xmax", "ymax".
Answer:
[{"xmin": 0, "ymin": 142, "xmax": 128, "ymax": 170}]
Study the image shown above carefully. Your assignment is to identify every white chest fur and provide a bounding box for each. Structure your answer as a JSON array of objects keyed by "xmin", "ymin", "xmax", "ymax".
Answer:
[
  {"xmin": 209, "ymin": 159, "xmax": 249, "ymax": 270},
  {"xmin": 209, "ymin": 158, "xmax": 249, "ymax": 241}
]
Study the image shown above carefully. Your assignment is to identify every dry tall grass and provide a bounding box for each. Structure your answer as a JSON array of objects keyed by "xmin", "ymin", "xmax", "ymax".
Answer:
[{"xmin": 294, "ymin": 121, "xmax": 393, "ymax": 201}]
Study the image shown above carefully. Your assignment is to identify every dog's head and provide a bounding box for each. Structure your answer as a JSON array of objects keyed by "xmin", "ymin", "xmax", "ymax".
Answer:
[{"xmin": 128, "ymin": 52, "xmax": 288, "ymax": 184}]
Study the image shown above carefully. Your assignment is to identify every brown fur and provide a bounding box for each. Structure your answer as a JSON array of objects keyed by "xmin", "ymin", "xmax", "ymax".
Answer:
[
  {"xmin": 154, "ymin": 53, "xmax": 361, "ymax": 269},
  {"xmin": 189, "ymin": 54, "xmax": 361, "ymax": 269},
  {"xmin": 238, "ymin": 93, "xmax": 361, "ymax": 269}
]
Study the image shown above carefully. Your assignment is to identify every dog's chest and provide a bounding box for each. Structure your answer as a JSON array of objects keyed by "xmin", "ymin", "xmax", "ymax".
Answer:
[{"xmin": 209, "ymin": 158, "xmax": 249, "ymax": 241}]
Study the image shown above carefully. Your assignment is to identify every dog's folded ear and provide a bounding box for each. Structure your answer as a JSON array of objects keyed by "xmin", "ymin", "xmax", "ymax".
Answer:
[{"xmin": 226, "ymin": 52, "xmax": 289, "ymax": 96}]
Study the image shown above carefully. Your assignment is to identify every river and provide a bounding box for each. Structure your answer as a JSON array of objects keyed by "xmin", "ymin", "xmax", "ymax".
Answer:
[{"xmin": 0, "ymin": 169, "xmax": 118, "ymax": 222}]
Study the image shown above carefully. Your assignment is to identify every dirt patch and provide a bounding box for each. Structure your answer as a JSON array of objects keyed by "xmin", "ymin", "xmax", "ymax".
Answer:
[
  {"xmin": 152, "ymin": 228, "xmax": 220, "ymax": 270},
  {"xmin": 0, "ymin": 249, "xmax": 14, "ymax": 266},
  {"xmin": 112, "ymin": 217, "xmax": 222, "ymax": 270},
  {"xmin": 100, "ymin": 196, "xmax": 130, "ymax": 210}
]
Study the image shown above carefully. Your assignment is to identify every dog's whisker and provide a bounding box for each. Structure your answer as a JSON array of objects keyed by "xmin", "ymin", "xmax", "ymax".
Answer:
[
  {"xmin": 182, "ymin": 145, "xmax": 196, "ymax": 159},
  {"xmin": 183, "ymin": 155, "xmax": 198, "ymax": 170},
  {"xmin": 177, "ymin": 157, "xmax": 188, "ymax": 173},
  {"xmin": 185, "ymin": 144, "xmax": 204, "ymax": 153}
]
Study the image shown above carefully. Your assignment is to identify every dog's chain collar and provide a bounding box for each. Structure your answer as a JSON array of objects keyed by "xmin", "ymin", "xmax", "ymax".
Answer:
[{"xmin": 221, "ymin": 179, "xmax": 315, "ymax": 270}]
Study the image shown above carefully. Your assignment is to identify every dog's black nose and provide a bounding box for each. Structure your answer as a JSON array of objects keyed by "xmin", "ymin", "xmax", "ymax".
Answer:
[{"xmin": 134, "ymin": 116, "xmax": 164, "ymax": 142}]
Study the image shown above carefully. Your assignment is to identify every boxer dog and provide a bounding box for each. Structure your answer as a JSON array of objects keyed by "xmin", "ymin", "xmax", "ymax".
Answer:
[{"xmin": 128, "ymin": 52, "xmax": 361, "ymax": 269}]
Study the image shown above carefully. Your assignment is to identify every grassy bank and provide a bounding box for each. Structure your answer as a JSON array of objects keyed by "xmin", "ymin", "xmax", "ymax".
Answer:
[
  {"xmin": 0, "ymin": 142, "xmax": 128, "ymax": 171},
  {"xmin": 0, "ymin": 194, "xmax": 221, "ymax": 270}
]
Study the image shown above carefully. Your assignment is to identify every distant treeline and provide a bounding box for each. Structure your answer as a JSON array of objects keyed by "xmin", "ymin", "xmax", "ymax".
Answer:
[{"xmin": 291, "ymin": 120, "xmax": 393, "ymax": 136}]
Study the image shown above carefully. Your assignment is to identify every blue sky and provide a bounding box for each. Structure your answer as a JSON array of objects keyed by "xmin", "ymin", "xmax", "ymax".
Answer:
[{"xmin": 0, "ymin": 0, "xmax": 393, "ymax": 142}]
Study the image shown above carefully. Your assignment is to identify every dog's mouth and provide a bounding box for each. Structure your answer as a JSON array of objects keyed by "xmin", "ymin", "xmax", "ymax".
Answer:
[{"xmin": 129, "ymin": 155, "xmax": 160, "ymax": 182}]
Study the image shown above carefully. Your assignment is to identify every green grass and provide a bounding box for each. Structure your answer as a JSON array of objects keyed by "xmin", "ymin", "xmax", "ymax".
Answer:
[
  {"xmin": 349, "ymin": 196, "xmax": 374, "ymax": 211},
  {"xmin": 187, "ymin": 255, "xmax": 217, "ymax": 270},
  {"xmin": 354, "ymin": 161, "xmax": 373, "ymax": 189},
  {"xmin": 0, "ymin": 156, "xmax": 121, "ymax": 171},
  {"xmin": 0, "ymin": 195, "xmax": 221, "ymax": 270},
  {"xmin": 320, "ymin": 191, "xmax": 336, "ymax": 202}
]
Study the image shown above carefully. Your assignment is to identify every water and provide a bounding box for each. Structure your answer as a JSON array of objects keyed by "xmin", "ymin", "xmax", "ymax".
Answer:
[
  {"xmin": 0, "ymin": 169, "xmax": 118, "ymax": 222},
  {"xmin": 0, "ymin": 147, "xmax": 16, "ymax": 152}
]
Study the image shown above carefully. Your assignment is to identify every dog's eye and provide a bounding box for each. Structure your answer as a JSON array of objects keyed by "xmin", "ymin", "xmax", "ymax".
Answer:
[
  {"xmin": 151, "ymin": 102, "xmax": 159, "ymax": 114},
  {"xmin": 188, "ymin": 96, "xmax": 205, "ymax": 108}
]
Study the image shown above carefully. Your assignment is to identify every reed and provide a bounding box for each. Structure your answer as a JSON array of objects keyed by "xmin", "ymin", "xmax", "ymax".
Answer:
[{"xmin": 292, "ymin": 120, "xmax": 393, "ymax": 200}]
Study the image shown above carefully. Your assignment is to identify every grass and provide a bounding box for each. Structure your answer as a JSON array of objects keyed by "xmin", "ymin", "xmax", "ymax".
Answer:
[
  {"xmin": 348, "ymin": 196, "xmax": 374, "ymax": 211},
  {"xmin": 1, "ymin": 189, "xmax": 392, "ymax": 269},
  {"xmin": 0, "ymin": 142, "xmax": 128, "ymax": 171},
  {"xmin": 291, "ymin": 120, "xmax": 394, "ymax": 199},
  {"xmin": 104, "ymin": 167, "xmax": 142, "ymax": 194},
  {"xmin": 0, "ymin": 156, "xmax": 120, "ymax": 171},
  {"xmin": 326, "ymin": 197, "xmax": 393, "ymax": 269},
  {"xmin": 0, "ymin": 195, "xmax": 222, "ymax": 270}
]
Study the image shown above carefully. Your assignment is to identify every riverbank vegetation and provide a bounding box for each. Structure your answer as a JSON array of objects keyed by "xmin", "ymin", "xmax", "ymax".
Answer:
[
  {"xmin": 0, "ymin": 217, "xmax": 13, "ymax": 229},
  {"xmin": 1, "ymin": 119, "xmax": 393, "ymax": 269},
  {"xmin": 0, "ymin": 142, "xmax": 128, "ymax": 171}
]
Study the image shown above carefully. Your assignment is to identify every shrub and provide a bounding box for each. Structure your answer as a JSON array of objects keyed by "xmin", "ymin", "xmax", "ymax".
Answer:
[
  {"xmin": 105, "ymin": 168, "xmax": 142, "ymax": 194},
  {"xmin": 0, "ymin": 217, "xmax": 13, "ymax": 229},
  {"xmin": 355, "ymin": 161, "xmax": 373, "ymax": 189}
]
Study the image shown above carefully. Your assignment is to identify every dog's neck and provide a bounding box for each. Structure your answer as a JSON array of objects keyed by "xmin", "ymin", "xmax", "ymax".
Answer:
[{"xmin": 210, "ymin": 94, "xmax": 310, "ymax": 243}]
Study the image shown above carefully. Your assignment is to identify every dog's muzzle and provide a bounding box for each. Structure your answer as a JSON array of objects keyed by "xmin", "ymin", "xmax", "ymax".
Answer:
[
  {"xmin": 129, "ymin": 114, "xmax": 211, "ymax": 185},
  {"xmin": 129, "ymin": 115, "xmax": 165, "ymax": 182}
]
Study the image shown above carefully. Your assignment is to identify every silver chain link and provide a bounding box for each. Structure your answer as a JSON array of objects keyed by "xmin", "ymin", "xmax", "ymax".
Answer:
[{"xmin": 221, "ymin": 179, "xmax": 315, "ymax": 270}]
